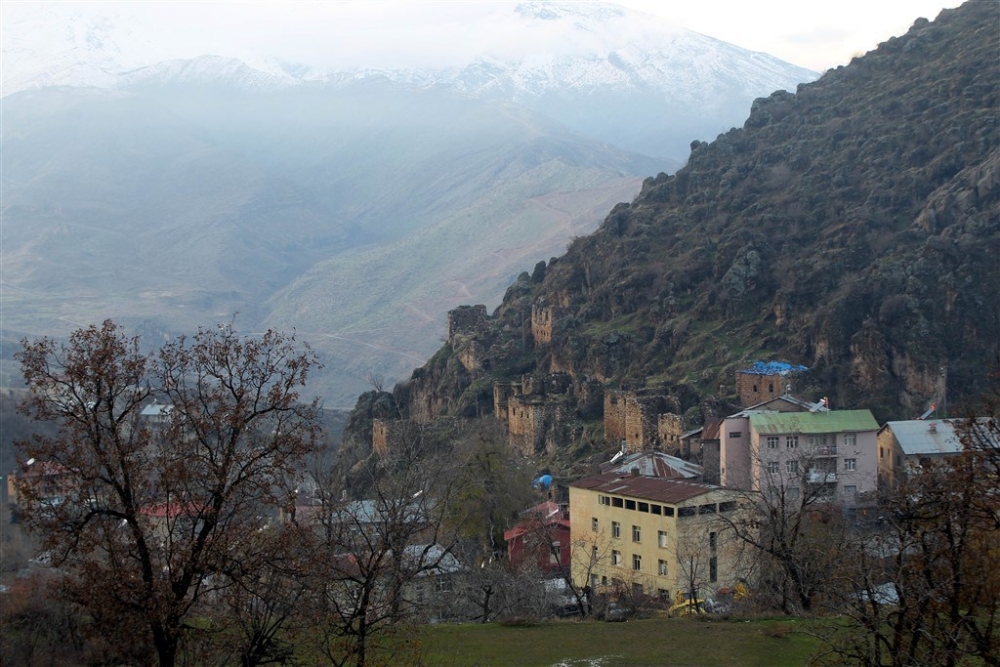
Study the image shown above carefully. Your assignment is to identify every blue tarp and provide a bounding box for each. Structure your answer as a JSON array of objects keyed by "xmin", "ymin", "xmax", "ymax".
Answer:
[{"xmin": 740, "ymin": 361, "xmax": 809, "ymax": 376}]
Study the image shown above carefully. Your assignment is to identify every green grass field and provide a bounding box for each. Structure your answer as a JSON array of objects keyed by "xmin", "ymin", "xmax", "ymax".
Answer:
[{"xmin": 420, "ymin": 617, "xmax": 820, "ymax": 667}]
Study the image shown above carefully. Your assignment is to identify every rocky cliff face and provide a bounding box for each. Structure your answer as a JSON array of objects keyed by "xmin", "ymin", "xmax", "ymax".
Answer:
[{"xmin": 341, "ymin": 1, "xmax": 999, "ymax": 464}]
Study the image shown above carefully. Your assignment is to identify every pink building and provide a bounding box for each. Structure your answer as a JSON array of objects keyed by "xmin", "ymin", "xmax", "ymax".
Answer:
[{"xmin": 722, "ymin": 407, "xmax": 879, "ymax": 506}]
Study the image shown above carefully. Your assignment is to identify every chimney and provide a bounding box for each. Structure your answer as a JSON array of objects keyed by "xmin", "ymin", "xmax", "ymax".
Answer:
[
  {"xmin": 631, "ymin": 467, "xmax": 640, "ymax": 477},
  {"xmin": 928, "ymin": 422, "xmax": 937, "ymax": 433}
]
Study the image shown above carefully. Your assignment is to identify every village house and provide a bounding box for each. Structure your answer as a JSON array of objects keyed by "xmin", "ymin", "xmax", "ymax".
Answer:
[
  {"xmin": 877, "ymin": 418, "xmax": 995, "ymax": 490},
  {"xmin": 504, "ymin": 501, "xmax": 572, "ymax": 576},
  {"xmin": 721, "ymin": 408, "xmax": 879, "ymax": 506},
  {"xmin": 568, "ymin": 473, "xmax": 742, "ymax": 604}
]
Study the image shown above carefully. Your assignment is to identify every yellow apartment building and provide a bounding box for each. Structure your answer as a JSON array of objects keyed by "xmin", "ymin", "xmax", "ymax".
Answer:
[{"xmin": 568, "ymin": 472, "xmax": 744, "ymax": 604}]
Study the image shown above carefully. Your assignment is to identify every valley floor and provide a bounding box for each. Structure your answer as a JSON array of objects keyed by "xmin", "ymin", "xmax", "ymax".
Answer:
[{"xmin": 419, "ymin": 617, "xmax": 819, "ymax": 667}]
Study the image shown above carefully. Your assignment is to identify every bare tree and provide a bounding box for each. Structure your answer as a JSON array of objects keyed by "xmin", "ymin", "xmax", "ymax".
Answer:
[
  {"xmin": 298, "ymin": 434, "xmax": 465, "ymax": 667},
  {"xmin": 719, "ymin": 447, "xmax": 849, "ymax": 614},
  {"xmin": 815, "ymin": 424, "xmax": 1000, "ymax": 666},
  {"xmin": 14, "ymin": 320, "xmax": 322, "ymax": 667}
]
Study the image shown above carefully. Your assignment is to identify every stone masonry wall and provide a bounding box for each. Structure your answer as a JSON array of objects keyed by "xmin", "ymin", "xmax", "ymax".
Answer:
[
  {"xmin": 736, "ymin": 372, "xmax": 787, "ymax": 406},
  {"xmin": 531, "ymin": 305, "xmax": 554, "ymax": 344},
  {"xmin": 657, "ymin": 413, "xmax": 684, "ymax": 453},
  {"xmin": 447, "ymin": 305, "xmax": 488, "ymax": 340}
]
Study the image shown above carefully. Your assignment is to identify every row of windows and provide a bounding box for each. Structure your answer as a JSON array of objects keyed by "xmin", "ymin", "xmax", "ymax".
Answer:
[
  {"xmin": 765, "ymin": 458, "xmax": 857, "ymax": 474},
  {"xmin": 606, "ymin": 551, "xmax": 717, "ymax": 582},
  {"xmin": 761, "ymin": 433, "xmax": 858, "ymax": 449},
  {"xmin": 597, "ymin": 495, "xmax": 738, "ymax": 517},
  {"xmin": 599, "ymin": 494, "xmax": 676, "ymax": 516},
  {"xmin": 596, "ymin": 521, "xmax": 672, "ymax": 548}
]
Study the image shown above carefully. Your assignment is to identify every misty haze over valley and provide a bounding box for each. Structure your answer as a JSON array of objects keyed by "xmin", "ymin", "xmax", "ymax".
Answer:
[{"xmin": 1, "ymin": 2, "xmax": 816, "ymax": 406}]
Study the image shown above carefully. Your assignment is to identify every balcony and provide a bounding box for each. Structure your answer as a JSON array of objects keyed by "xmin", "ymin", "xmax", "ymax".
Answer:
[
  {"xmin": 808, "ymin": 470, "xmax": 837, "ymax": 484},
  {"xmin": 814, "ymin": 445, "xmax": 838, "ymax": 456}
]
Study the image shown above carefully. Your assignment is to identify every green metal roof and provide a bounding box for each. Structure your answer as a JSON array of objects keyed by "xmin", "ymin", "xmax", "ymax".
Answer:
[{"xmin": 749, "ymin": 410, "xmax": 878, "ymax": 434}]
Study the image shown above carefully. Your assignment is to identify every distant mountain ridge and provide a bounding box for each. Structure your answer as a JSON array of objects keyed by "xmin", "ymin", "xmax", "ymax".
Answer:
[{"xmin": 2, "ymin": 2, "xmax": 816, "ymax": 160}]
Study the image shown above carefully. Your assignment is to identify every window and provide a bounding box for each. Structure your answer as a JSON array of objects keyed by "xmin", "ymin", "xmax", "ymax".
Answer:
[
  {"xmin": 709, "ymin": 532, "xmax": 717, "ymax": 553},
  {"xmin": 844, "ymin": 458, "xmax": 857, "ymax": 471},
  {"xmin": 808, "ymin": 434, "xmax": 827, "ymax": 446},
  {"xmin": 786, "ymin": 460, "xmax": 799, "ymax": 474},
  {"xmin": 651, "ymin": 504, "xmax": 662, "ymax": 516},
  {"xmin": 612, "ymin": 497, "xmax": 623, "ymax": 508},
  {"xmin": 599, "ymin": 495, "xmax": 611, "ymax": 506},
  {"xmin": 786, "ymin": 435, "xmax": 798, "ymax": 449},
  {"xmin": 612, "ymin": 550, "xmax": 622, "ymax": 566},
  {"xmin": 592, "ymin": 517, "xmax": 598, "ymax": 531},
  {"xmin": 625, "ymin": 499, "xmax": 636, "ymax": 510},
  {"xmin": 592, "ymin": 546, "xmax": 599, "ymax": 562},
  {"xmin": 844, "ymin": 433, "xmax": 856, "ymax": 446},
  {"xmin": 880, "ymin": 447, "xmax": 884, "ymax": 460},
  {"xmin": 767, "ymin": 461, "xmax": 780, "ymax": 474},
  {"xmin": 638, "ymin": 502, "xmax": 649, "ymax": 513},
  {"xmin": 729, "ymin": 431, "xmax": 742, "ymax": 439},
  {"xmin": 632, "ymin": 525, "xmax": 641, "ymax": 542},
  {"xmin": 612, "ymin": 521, "xmax": 621, "ymax": 538},
  {"xmin": 678, "ymin": 507, "xmax": 696, "ymax": 517},
  {"xmin": 658, "ymin": 589, "xmax": 670, "ymax": 602},
  {"xmin": 632, "ymin": 554, "xmax": 642, "ymax": 571},
  {"xmin": 658, "ymin": 530, "xmax": 669, "ymax": 549},
  {"xmin": 709, "ymin": 556, "xmax": 718, "ymax": 583},
  {"xmin": 766, "ymin": 436, "xmax": 779, "ymax": 449},
  {"xmin": 435, "ymin": 577, "xmax": 453, "ymax": 593},
  {"xmin": 658, "ymin": 559, "xmax": 668, "ymax": 576},
  {"xmin": 719, "ymin": 501, "xmax": 738, "ymax": 513},
  {"xmin": 844, "ymin": 485, "xmax": 857, "ymax": 499}
]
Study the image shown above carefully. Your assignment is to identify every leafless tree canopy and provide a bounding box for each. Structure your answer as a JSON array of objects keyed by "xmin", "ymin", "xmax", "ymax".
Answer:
[{"xmin": 14, "ymin": 320, "xmax": 322, "ymax": 667}]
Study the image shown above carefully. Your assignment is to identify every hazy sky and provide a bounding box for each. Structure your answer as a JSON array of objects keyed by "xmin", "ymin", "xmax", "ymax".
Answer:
[
  {"xmin": 619, "ymin": 0, "xmax": 965, "ymax": 70},
  {"xmin": 4, "ymin": 1, "xmax": 966, "ymax": 73}
]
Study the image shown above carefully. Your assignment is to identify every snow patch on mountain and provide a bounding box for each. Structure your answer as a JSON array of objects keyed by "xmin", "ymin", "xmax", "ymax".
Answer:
[{"xmin": 2, "ymin": 1, "xmax": 816, "ymax": 98}]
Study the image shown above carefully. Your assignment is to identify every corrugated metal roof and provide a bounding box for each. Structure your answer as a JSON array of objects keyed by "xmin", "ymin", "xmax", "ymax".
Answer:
[
  {"xmin": 603, "ymin": 451, "xmax": 703, "ymax": 479},
  {"xmin": 749, "ymin": 409, "xmax": 878, "ymax": 434},
  {"xmin": 883, "ymin": 419, "xmax": 995, "ymax": 456},
  {"xmin": 728, "ymin": 394, "xmax": 826, "ymax": 418},
  {"xmin": 570, "ymin": 473, "xmax": 721, "ymax": 504}
]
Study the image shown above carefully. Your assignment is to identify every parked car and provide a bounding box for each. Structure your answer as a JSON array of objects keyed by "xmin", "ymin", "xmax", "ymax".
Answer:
[
  {"xmin": 545, "ymin": 578, "xmax": 582, "ymax": 617},
  {"xmin": 604, "ymin": 602, "xmax": 629, "ymax": 622}
]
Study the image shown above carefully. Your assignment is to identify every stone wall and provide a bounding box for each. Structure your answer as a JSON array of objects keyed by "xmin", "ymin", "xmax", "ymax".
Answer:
[
  {"xmin": 604, "ymin": 390, "xmax": 628, "ymax": 444},
  {"xmin": 657, "ymin": 413, "xmax": 684, "ymax": 453},
  {"xmin": 497, "ymin": 373, "xmax": 575, "ymax": 453},
  {"xmin": 531, "ymin": 305, "xmax": 554, "ymax": 344},
  {"xmin": 507, "ymin": 399, "xmax": 551, "ymax": 456},
  {"xmin": 493, "ymin": 381, "xmax": 515, "ymax": 420},
  {"xmin": 371, "ymin": 418, "xmax": 399, "ymax": 456},
  {"xmin": 605, "ymin": 389, "xmax": 683, "ymax": 452},
  {"xmin": 447, "ymin": 305, "xmax": 489, "ymax": 340},
  {"xmin": 735, "ymin": 371, "xmax": 787, "ymax": 406}
]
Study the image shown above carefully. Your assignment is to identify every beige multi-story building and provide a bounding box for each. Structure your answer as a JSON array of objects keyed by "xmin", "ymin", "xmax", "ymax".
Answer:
[{"xmin": 568, "ymin": 473, "xmax": 743, "ymax": 603}]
